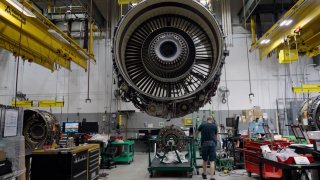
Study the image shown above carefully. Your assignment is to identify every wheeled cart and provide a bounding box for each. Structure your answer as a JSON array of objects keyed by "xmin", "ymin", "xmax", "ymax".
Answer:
[{"xmin": 147, "ymin": 138, "xmax": 195, "ymax": 178}]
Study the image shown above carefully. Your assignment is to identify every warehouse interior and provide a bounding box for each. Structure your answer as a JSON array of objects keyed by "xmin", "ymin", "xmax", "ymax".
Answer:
[{"xmin": 1, "ymin": 0, "xmax": 320, "ymax": 179}]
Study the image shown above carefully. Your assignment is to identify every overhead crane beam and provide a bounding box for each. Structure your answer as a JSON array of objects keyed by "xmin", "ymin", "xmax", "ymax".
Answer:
[
  {"xmin": 0, "ymin": 0, "xmax": 95, "ymax": 71},
  {"xmin": 11, "ymin": 99, "xmax": 64, "ymax": 108},
  {"xmin": 293, "ymin": 84, "xmax": 320, "ymax": 93},
  {"xmin": 117, "ymin": 0, "xmax": 140, "ymax": 5},
  {"xmin": 251, "ymin": 0, "xmax": 320, "ymax": 60}
]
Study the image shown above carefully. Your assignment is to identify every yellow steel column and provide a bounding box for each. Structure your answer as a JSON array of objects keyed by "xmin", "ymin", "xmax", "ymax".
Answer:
[
  {"xmin": 89, "ymin": 22, "xmax": 94, "ymax": 55},
  {"xmin": 250, "ymin": 16, "xmax": 257, "ymax": 45}
]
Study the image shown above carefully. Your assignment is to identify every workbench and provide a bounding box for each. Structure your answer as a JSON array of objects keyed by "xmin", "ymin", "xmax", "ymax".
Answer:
[
  {"xmin": 258, "ymin": 156, "xmax": 320, "ymax": 180},
  {"xmin": 30, "ymin": 144, "xmax": 100, "ymax": 180},
  {"xmin": 289, "ymin": 145, "xmax": 320, "ymax": 157},
  {"xmin": 239, "ymin": 139, "xmax": 292, "ymax": 178}
]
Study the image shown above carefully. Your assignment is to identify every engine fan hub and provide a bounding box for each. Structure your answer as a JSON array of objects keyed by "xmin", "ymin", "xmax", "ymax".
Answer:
[
  {"xmin": 159, "ymin": 40, "xmax": 178, "ymax": 59},
  {"xmin": 151, "ymin": 32, "xmax": 185, "ymax": 63},
  {"xmin": 142, "ymin": 27, "xmax": 195, "ymax": 82}
]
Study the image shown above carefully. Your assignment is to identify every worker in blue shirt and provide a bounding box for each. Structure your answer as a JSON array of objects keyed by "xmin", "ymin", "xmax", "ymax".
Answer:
[
  {"xmin": 249, "ymin": 117, "xmax": 265, "ymax": 136},
  {"xmin": 195, "ymin": 116, "xmax": 218, "ymax": 180}
]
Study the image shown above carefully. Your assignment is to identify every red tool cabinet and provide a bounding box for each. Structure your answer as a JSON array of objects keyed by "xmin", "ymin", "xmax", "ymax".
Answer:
[{"xmin": 239, "ymin": 139, "xmax": 292, "ymax": 179}]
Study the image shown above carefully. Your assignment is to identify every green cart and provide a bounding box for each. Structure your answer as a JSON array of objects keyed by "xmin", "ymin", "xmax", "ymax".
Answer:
[
  {"xmin": 147, "ymin": 138, "xmax": 196, "ymax": 178},
  {"xmin": 111, "ymin": 140, "xmax": 135, "ymax": 164},
  {"xmin": 193, "ymin": 140, "xmax": 202, "ymax": 175}
]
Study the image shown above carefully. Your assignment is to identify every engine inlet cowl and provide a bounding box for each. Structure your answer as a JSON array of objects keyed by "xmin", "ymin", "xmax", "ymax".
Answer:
[{"xmin": 113, "ymin": 0, "xmax": 228, "ymax": 118}]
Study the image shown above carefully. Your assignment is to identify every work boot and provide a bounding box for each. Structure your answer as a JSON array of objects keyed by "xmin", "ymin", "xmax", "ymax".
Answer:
[{"xmin": 202, "ymin": 173, "xmax": 207, "ymax": 179}]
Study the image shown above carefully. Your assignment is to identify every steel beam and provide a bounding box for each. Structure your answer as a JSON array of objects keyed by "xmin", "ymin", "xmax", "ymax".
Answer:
[
  {"xmin": 0, "ymin": 0, "xmax": 94, "ymax": 71},
  {"xmin": 293, "ymin": 84, "xmax": 320, "ymax": 93},
  {"xmin": 239, "ymin": 1, "xmax": 293, "ymax": 23},
  {"xmin": 11, "ymin": 100, "xmax": 64, "ymax": 107},
  {"xmin": 118, "ymin": 0, "xmax": 140, "ymax": 5},
  {"xmin": 251, "ymin": 0, "xmax": 320, "ymax": 60},
  {"xmin": 79, "ymin": 0, "xmax": 105, "ymax": 28},
  {"xmin": 250, "ymin": 16, "xmax": 256, "ymax": 45},
  {"xmin": 238, "ymin": 0, "xmax": 261, "ymax": 23}
]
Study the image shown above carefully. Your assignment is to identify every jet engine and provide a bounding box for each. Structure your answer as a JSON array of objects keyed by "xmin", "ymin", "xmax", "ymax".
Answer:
[
  {"xmin": 298, "ymin": 96, "xmax": 320, "ymax": 131},
  {"xmin": 113, "ymin": 0, "xmax": 228, "ymax": 118},
  {"xmin": 23, "ymin": 110, "xmax": 60, "ymax": 154}
]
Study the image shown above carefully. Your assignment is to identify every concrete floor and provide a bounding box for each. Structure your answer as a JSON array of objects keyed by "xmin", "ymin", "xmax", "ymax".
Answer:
[{"xmin": 99, "ymin": 153, "xmax": 259, "ymax": 180}]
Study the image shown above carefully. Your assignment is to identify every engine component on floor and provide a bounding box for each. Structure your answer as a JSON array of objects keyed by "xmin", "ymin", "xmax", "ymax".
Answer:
[
  {"xmin": 216, "ymin": 150, "xmax": 228, "ymax": 159},
  {"xmin": 113, "ymin": 0, "xmax": 228, "ymax": 118},
  {"xmin": 298, "ymin": 96, "xmax": 320, "ymax": 130},
  {"xmin": 158, "ymin": 125, "xmax": 186, "ymax": 151},
  {"xmin": 23, "ymin": 110, "xmax": 60, "ymax": 153}
]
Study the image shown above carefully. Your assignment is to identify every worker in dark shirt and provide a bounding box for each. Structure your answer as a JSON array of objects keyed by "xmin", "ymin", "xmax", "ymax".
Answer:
[{"xmin": 195, "ymin": 116, "xmax": 218, "ymax": 180}]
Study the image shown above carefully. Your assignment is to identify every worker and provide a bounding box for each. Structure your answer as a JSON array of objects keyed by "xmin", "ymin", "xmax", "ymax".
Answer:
[
  {"xmin": 195, "ymin": 116, "xmax": 218, "ymax": 180},
  {"xmin": 249, "ymin": 117, "xmax": 265, "ymax": 136}
]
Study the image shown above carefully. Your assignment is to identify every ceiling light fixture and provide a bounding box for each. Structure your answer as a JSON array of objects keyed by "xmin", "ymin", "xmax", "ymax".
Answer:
[
  {"xmin": 6, "ymin": 0, "xmax": 36, "ymax": 18},
  {"xmin": 280, "ymin": 19, "xmax": 293, "ymax": 27},
  {"xmin": 260, "ymin": 39, "xmax": 271, "ymax": 45}
]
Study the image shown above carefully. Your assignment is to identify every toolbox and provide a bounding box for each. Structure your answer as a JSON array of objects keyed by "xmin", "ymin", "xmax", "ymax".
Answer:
[{"xmin": 240, "ymin": 139, "xmax": 293, "ymax": 178}]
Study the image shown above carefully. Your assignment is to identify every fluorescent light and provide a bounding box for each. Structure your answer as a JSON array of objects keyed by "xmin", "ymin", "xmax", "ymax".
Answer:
[
  {"xmin": 280, "ymin": 21, "xmax": 287, "ymax": 27},
  {"xmin": 260, "ymin": 39, "xmax": 271, "ymax": 45},
  {"xmin": 6, "ymin": 0, "xmax": 36, "ymax": 18},
  {"xmin": 280, "ymin": 19, "xmax": 293, "ymax": 27},
  {"xmin": 48, "ymin": 29, "xmax": 70, "ymax": 44},
  {"xmin": 285, "ymin": 20, "xmax": 293, "ymax": 26}
]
